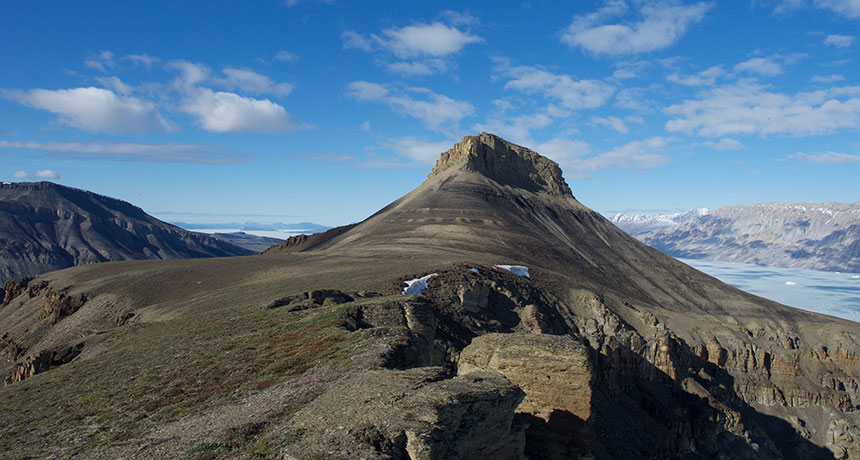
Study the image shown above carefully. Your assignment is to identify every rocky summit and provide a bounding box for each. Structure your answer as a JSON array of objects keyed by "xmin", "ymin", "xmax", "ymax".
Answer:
[{"xmin": 1, "ymin": 134, "xmax": 859, "ymax": 459}]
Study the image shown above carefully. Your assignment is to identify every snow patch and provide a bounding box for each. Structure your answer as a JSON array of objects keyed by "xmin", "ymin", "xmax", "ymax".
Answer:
[
  {"xmin": 470, "ymin": 268, "xmax": 481, "ymax": 275},
  {"xmin": 495, "ymin": 265, "xmax": 530, "ymax": 278},
  {"xmin": 785, "ymin": 281, "xmax": 797, "ymax": 286},
  {"xmin": 852, "ymin": 275, "xmax": 860, "ymax": 279},
  {"xmin": 403, "ymin": 273, "xmax": 437, "ymax": 295}
]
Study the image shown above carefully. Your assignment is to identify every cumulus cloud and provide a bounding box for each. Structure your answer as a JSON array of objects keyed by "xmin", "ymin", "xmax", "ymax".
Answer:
[
  {"xmin": 11, "ymin": 171, "xmax": 27, "ymax": 179},
  {"xmin": 346, "ymin": 81, "xmax": 474, "ymax": 131},
  {"xmin": 591, "ymin": 115, "xmax": 629, "ymax": 133},
  {"xmin": 34, "ymin": 170, "xmax": 60, "ymax": 180},
  {"xmin": 0, "ymin": 140, "xmax": 247, "ymax": 164},
  {"xmin": 825, "ymin": 34, "xmax": 855, "ymax": 47},
  {"xmin": 500, "ymin": 65, "xmax": 615, "ymax": 110},
  {"xmin": 343, "ymin": 20, "xmax": 481, "ymax": 76},
  {"xmin": 704, "ymin": 137, "xmax": 744, "ymax": 150},
  {"xmin": 4, "ymin": 87, "xmax": 172, "ymax": 135},
  {"xmin": 790, "ymin": 151, "xmax": 860, "ymax": 163},
  {"xmin": 345, "ymin": 22, "xmax": 481, "ymax": 58},
  {"xmin": 733, "ymin": 57, "xmax": 782, "ymax": 76},
  {"xmin": 667, "ymin": 65, "xmax": 725, "ymax": 86},
  {"xmin": 180, "ymin": 88, "xmax": 303, "ymax": 133},
  {"xmin": 562, "ymin": 1, "xmax": 713, "ymax": 55},
  {"xmin": 536, "ymin": 136, "xmax": 670, "ymax": 178},
  {"xmin": 665, "ymin": 82, "xmax": 860, "ymax": 137}
]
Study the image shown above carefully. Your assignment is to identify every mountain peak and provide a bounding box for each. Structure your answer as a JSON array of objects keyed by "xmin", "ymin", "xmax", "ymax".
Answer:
[{"xmin": 428, "ymin": 133, "xmax": 572, "ymax": 197}]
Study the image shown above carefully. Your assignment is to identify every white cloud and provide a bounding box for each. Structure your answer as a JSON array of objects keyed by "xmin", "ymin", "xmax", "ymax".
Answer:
[
  {"xmin": 439, "ymin": 10, "xmax": 479, "ymax": 26},
  {"xmin": 591, "ymin": 115, "xmax": 629, "ymax": 133},
  {"xmin": 4, "ymin": 87, "xmax": 172, "ymax": 135},
  {"xmin": 343, "ymin": 21, "xmax": 481, "ymax": 76},
  {"xmin": 825, "ymin": 34, "xmax": 855, "ymax": 47},
  {"xmin": 391, "ymin": 137, "xmax": 456, "ymax": 164},
  {"xmin": 537, "ymin": 136, "xmax": 670, "ymax": 178},
  {"xmin": 84, "ymin": 50, "xmax": 115, "ymax": 72},
  {"xmin": 815, "ymin": 0, "xmax": 860, "ymax": 17},
  {"xmin": 0, "ymin": 140, "xmax": 247, "ymax": 164},
  {"xmin": 812, "ymin": 74, "xmax": 846, "ymax": 83},
  {"xmin": 217, "ymin": 68, "xmax": 294, "ymax": 96},
  {"xmin": 359, "ymin": 121, "xmax": 371, "ymax": 131},
  {"xmin": 501, "ymin": 65, "xmax": 615, "ymax": 110},
  {"xmin": 125, "ymin": 53, "xmax": 159, "ymax": 67},
  {"xmin": 181, "ymin": 88, "xmax": 303, "ymax": 133},
  {"xmin": 11, "ymin": 171, "xmax": 27, "ymax": 179},
  {"xmin": 380, "ymin": 23, "xmax": 481, "ymax": 58},
  {"xmin": 667, "ymin": 65, "xmax": 725, "ymax": 86},
  {"xmin": 704, "ymin": 137, "xmax": 744, "ymax": 150},
  {"xmin": 274, "ymin": 50, "xmax": 298, "ymax": 62},
  {"xmin": 665, "ymin": 82, "xmax": 860, "ymax": 137},
  {"xmin": 169, "ymin": 60, "xmax": 211, "ymax": 88},
  {"xmin": 95, "ymin": 76, "xmax": 134, "ymax": 95},
  {"xmin": 35, "ymin": 170, "xmax": 60, "ymax": 180},
  {"xmin": 734, "ymin": 57, "xmax": 782, "ymax": 76},
  {"xmin": 346, "ymin": 81, "xmax": 474, "ymax": 131},
  {"xmin": 385, "ymin": 59, "xmax": 449, "ymax": 76},
  {"xmin": 791, "ymin": 151, "xmax": 860, "ymax": 163},
  {"xmin": 473, "ymin": 112, "xmax": 554, "ymax": 146},
  {"xmin": 562, "ymin": 1, "xmax": 713, "ymax": 55}
]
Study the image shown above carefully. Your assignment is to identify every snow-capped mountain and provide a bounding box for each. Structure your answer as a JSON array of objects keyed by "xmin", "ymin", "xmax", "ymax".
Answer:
[
  {"xmin": 610, "ymin": 208, "xmax": 709, "ymax": 235},
  {"xmin": 615, "ymin": 202, "xmax": 860, "ymax": 272}
]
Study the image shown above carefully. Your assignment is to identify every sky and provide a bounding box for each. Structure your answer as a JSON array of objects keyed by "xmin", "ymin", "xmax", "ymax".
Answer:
[{"xmin": 0, "ymin": 0, "xmax": 858, "ymax": 227}]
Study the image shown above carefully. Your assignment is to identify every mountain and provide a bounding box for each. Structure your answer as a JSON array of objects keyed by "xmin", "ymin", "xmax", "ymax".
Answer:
[
  {"xmin": 622, "ymin": 202, "xmax": 860, "ymax": 272},
  {"xmin": 1, "ymin": 134, "xmax": 859, "ymax": 459},
  {"xmin": 0, "ymin": 181, "xmax": 253, "ymax": 286},
  {"xmin": 610, "ymin": 208, "xmax": 708, "ymax": 235}
]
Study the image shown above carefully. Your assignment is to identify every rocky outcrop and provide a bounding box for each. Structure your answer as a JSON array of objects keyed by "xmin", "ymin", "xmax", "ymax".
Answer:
[
  {"xmin": 459, "ymin": 333, "xmax": 593, "ymax": 459},
  {"xmin": 264, "ymin": 289, "xmax": 369, "ymax": 311},
  {"xmin": 284, "ymin": 367, "xmax": 526, "ymax": 460},
  {"xmin": 5, "ymin": 342, "xmax": 84, "ymax": 384},
  {"xmin": 41, "ymin": 289, "xmax": 87, "ymax": 324},
  {"xmin": 428, "ymin": 132, "xmax": 572, "ymax": 196},
  {"xmin": 2, "ymin": 276, "xmax": 32, "ymax": 305},
  {"xmin": 262, "ymin": 223, "xmax": 356, "ymax": 254}
]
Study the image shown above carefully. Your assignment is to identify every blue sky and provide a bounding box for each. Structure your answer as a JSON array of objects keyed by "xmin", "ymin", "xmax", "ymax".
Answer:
[{"xmin": 1, "ymin": 1, "xmax": 858, "ymax": 226}]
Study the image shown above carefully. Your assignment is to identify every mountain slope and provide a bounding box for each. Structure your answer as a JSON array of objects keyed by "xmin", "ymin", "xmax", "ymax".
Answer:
[
  {"xmin": 0, "ymin": 181, "xmax": 252, "ymax": 285},
  {"xmin": 1, "ymin": 134, "xmax": 859, "ymax": 459},
  {"xmin": 629, "ymin": 203, "xmax": 860, "ymax": 272}
]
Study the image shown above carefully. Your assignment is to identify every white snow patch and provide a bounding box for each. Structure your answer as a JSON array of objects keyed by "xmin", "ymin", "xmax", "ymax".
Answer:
[
  {"xmin": 852, "ymin": 275, "xmax": 860, "ymax": 279},
  {"xmin": 495, "ymin": 265, "xmax": 530, "ymax": 278},
  {"xmin": 470, "ymin": 268, "xmax": 481, "ymax": 275},
  {"xmin": 785, "ymin": 281, "xmax": 797, "ymax": 286},
  {"xmin": 403, "ymin": 273, "xmax": 437, "ymax": 295}
]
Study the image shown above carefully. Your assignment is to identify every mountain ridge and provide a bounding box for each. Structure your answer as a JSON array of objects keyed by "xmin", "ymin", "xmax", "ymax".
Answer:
[
  {"xmin": 0, "ymin": 181, "xmax": 253, "ymax": 286},
  {"xmin": 615, "ymin": 202, "xmax": 860, "ymax": 272}
]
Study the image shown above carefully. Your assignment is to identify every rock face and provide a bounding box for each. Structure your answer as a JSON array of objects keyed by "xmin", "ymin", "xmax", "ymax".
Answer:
[
  {"xmin": 429, "ymin": 132, "xmax": 572, "ymax": 196},
  {"xmin": 5, "ymin": 343, "xmax": 83, "ymax": 384},
  {"xmin": 459, "ymin": 333, "xmax": 593, "ymax": 459},
  {"xmin": 0, "ymin": 181, "xmax": 252, "ymax": 284},
  {"xmin": 620, "ymin": 202, "xmax": 860, "ymax": 272}
]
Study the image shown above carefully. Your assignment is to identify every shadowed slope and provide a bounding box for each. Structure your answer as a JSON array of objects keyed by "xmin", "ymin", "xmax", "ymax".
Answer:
[{"xmin": 0, "ymin": 181, "xmax": 252, "ymax": 284}]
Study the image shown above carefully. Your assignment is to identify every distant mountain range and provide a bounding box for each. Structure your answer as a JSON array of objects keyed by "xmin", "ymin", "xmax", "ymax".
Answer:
[
  {"xmin": 612, "ymin": 202, "xmax": 860, "ymax": 272},
  {"xmin": 172, "ymin": 221, "xmax": 328, "ymax": 232},
  {"xmin": 0, "ymin": 181, "xmax": 253, "ymax": 284}
]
